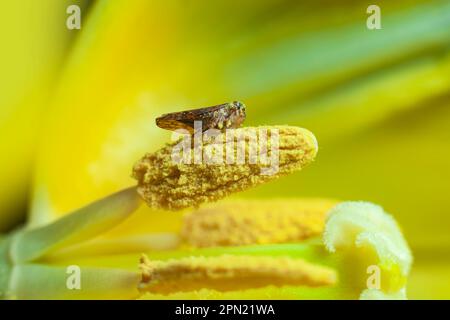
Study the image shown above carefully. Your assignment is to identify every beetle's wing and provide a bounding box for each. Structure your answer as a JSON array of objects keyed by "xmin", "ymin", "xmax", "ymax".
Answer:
[
  {"xmin": 155, "ymin": 118, "xmax": 194, "ymax": 133},
  {"xmin": 156, "ymin": 103, "xmax": 230, "ymax": 132}
]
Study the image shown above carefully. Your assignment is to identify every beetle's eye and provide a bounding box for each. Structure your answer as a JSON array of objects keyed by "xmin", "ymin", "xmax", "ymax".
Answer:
[{"xmin": 234, "ymin": 101, "xmax": 243, "ymax": 109}]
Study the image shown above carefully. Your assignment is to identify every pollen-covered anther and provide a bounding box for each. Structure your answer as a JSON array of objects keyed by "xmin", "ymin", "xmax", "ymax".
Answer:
[
  {"xmin": 132, "ymin": 126, "xmax": 318, "ymax": 210},
  {"xmin": 138, "ymin": 254, "xmax": 337, "ymax": 294},
  {"xmin": 181, "ymin": 199, "xmax": 337, "ymax": 247}
]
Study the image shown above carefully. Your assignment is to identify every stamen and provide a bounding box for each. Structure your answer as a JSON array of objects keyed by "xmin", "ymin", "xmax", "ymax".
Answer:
[
  {"xmin": 133, "ymin": 126, "xmax": 318, "ymax": 210},
  {"xmin": 182, "ymin": 199, "xmax": 337, "ymax": 247},
  {"xmin": 138, "ymin": 254, "xmax": 336, "ymax": 294}
]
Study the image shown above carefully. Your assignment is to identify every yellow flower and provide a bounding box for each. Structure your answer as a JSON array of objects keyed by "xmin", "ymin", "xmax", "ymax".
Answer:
[
  {"xmin": 2, "ymin": 130, "xmax": 321, "ymax": 299},
  {"xmin": 2, "ymin": 0, "xmax": 449, "ymax": 299},
  {"xmin": 0, "ymin": 129, "xmax": 411, "ymax": 299}
]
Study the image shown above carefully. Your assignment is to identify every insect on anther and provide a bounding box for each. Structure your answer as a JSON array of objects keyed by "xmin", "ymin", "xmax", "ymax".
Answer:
[{"xmin": 155, "ymin": 101, "xmax": 246, "ymax": 134}]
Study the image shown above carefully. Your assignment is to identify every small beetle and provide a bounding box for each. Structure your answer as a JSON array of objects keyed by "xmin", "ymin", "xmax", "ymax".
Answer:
[{"xmin": 156, "ymin": 101, "xmax": 246, "ymax": 134}]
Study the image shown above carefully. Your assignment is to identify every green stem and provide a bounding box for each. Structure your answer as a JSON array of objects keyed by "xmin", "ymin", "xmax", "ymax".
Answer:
[{"xmin": 11, "ymin": 187, "xmax": 141, "ymax": 263}]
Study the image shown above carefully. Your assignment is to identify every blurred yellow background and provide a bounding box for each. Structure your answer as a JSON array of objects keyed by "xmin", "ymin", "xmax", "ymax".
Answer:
[{"xmin": 1, "ymin": 0, "xmax": 449, "ymax": 299}]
